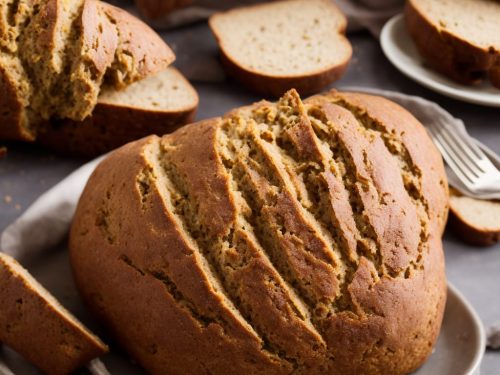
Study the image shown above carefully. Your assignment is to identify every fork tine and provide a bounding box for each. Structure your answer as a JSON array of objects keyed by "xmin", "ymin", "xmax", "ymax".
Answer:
[
  {"xmin": 432, "ymin": 125, "xmax": 484, "ymax": 176},
  {"xmin": 426, "ymin": 126, "xmax": 478, "ymax": 190},
  {"xmin": 427, "ymin": 124, "xmax": 481, "ymax": 181},
  {"xmin": 438, "ymin": 123, "xmax": 491, "ymax": 172}
]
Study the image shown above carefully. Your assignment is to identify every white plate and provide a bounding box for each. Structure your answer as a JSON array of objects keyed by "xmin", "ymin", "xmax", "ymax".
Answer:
[
  {"xmin": 380, "ymin": 14, "xmax": 500, "ymax": 107},
  {"xmin": 414, "ymin": 283, "xmax": 485, "ymax": 375}
]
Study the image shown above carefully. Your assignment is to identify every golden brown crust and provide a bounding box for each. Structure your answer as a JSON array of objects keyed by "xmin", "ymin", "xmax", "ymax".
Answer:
[
  {"xmin": 405, "ymin": 0, "xmax": 499, "ymax": 87},
  {"xmin": 100, "ymin": 2, "xmax": 176, "ymax": 88},
  {"xmin": 70, "ymin": 90, "xmax": 447, "ymax": 375},
  {"xmin": 0, "ymin": 253, "xmax": 108, "ymax": 375},
  {"xmin": 448, "ymin": 189, "xmax": 500, "ymax": 247}
]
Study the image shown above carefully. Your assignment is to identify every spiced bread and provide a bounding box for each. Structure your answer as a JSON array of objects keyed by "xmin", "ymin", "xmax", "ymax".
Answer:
[
  {"xmin": 0, "ymin": 0, "xmax": 180, "ymax": 146},
  {"xmin": 405, "ymin": 0, "xmax": 500, "ymax": 88},
  {"xmin": 449, "ymin": 188, "xmax": 500, "ymax": 246},
  {"xmin": 70, "ymin": 89, "xmax": 448, "ymax": 375},
  {"xmin": 0, "ymin": 252, "xmax": 108, "ymax": 375},
  {"xmin": 209, "ymin": 0, "xmax": 352, "ymax": 97},
  {"xmin": 38, "ymin": 67, "xmax": 199, "ymax": 157}
]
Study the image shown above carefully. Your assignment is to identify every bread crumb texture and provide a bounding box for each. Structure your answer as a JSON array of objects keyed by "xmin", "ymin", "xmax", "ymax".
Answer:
[
  {"xmin": 70, "ymin": 89, "xmax": 449, "ymax": 375},
  {"xmin": 0, "ymin": 0, "xmax": 174, "ymax": 141}
]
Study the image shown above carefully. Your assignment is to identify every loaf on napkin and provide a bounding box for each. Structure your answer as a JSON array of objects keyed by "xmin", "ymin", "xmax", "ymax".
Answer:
[
  {"xmin": 0, "ymin": 252, "xmax": 107, "ymax": 375},
  {"xmin": 70, "ymin": 89, "xmax": 448, "ymax": 375},
  {"xmin": 0, "ymin": 0, "xmax": 197, "ymax": 156},
  {"xmin": 209, "ymin": 0, "xmax": 352, "ymax": 97},
  {"xmin": 405, "ymin": 0, "xmax": 500, "ymax": 88}
]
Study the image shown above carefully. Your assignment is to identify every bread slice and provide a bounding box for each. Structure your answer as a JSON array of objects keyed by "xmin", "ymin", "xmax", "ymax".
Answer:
[
  {"xmin": 209, "ymin": 0, "xmax": 352, "ymax": 97},
  {"xmin": 0, "ymin": 0, "xmax": 34, "ymax": 53},
  {"xmin": 405, "ymin": 0, "xmax": 500, "ymax": 88},
  {"xmin": 37, "ymin": 67, "xmax": 199, "ymax": 157},
  {"xmin": 449, "ymin": 189, "xmax": 500, "ymax": 246},
  {"xmin": 0, "ymin": 252, "xmax": 108, "ymax": 375}
]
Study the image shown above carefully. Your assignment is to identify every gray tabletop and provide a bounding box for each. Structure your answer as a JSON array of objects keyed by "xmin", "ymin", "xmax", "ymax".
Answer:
[{"xmin": 0, "ymin": 21, "xmax": 499, "ymax": 375}]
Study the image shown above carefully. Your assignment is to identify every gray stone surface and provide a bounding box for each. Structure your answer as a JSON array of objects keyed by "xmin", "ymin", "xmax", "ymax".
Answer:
[{"xmin": 0, "ymin": 22, "xmax": 499, "ymax": 374}]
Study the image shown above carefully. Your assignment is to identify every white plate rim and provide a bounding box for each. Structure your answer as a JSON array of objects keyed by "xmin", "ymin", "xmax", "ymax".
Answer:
[
  {"xmin": 447, "ymin": 282, "xmax": 486, "ymax": 375},
  {"xmin": 380, "ymin": 14, "xmax": 500, "ymax": 108}
]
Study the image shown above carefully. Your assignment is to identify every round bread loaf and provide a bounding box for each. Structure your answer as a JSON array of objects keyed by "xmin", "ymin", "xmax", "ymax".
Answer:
[{"xmin": 70, "ymin": 89, "xmax": 448, "ymax": 375}]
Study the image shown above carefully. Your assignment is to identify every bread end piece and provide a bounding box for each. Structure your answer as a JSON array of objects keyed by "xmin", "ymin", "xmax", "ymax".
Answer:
[
  {"xmin": 448, "ymin": 188, "xmax": 500, "ymax": 246},
  {"xmin": 0, "ymin": 252, "xmax": 108, "ymax": 375}
]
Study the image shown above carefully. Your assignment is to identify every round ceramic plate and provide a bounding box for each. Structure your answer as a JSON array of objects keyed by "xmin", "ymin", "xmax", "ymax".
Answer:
[
  {"xmin": 0, "ymin": 283, "xmax": 486, "ymax": 375},
  {"xmin": 380, "ymin": 14, "xmax": 500, "ymax": 107},
  {"xmin": 414, "ymin": 283, "xmax": 485, "ymax": 375}
]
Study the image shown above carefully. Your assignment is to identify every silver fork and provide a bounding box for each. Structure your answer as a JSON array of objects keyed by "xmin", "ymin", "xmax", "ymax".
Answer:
[{"xmin": 426, "ymin": 121, "xmax": 500, "ymax": 193}]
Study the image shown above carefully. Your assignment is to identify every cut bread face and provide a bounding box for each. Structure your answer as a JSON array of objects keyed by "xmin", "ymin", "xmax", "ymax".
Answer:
[
  {"xmin": 37, "ymin": 67, "xmax": 199, "ymax": 157},
  {"xmin": 406, "ymin": 0, "xmax": 500, "ymax": 87},
  {"xmin": 0, "ymin": 252, "xmax": 108, "ymax": 374},
  {"xmin": 209, "ymin": 0, "xmax": 352, "ymax": 97},
  {"xmin": 0, "ymin": 54, "xmax": 34, "ymax": 141},
  {"xmin": 449, "ymin": 189, "xmax": 500, "ymax": 246},
  {"xmin": 0, "ymin": 0, "xmax": 177, "ymax": 143},
  {"xmin": 99, "ymin": 67, "xmax": 198, "ymax": 112},
  {"xmin": 20, "ymin": 0, "xmax": 85, "ymax": 120},
  {"xmin": 410, "ymin": 0, "xmax": 500, "ymax": 51}
]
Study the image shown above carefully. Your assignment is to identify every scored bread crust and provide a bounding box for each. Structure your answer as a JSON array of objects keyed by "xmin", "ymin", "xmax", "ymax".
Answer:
[
  {"xmin": 209, "ymin": 0, "xmax": 352, "ymax": 97},
  {"xmin": 0, "ymin": 252, "xmax": 108, "ymax": 375},
  {"xmin": 405, "ymin": 0, "xmax": 500, "ymax": 87},
  {"xmin": 70, "ymin": 89, "xmax": 448, "ymax": 375}
]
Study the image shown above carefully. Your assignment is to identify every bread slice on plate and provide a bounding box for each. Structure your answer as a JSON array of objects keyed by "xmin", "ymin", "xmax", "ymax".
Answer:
[
  {"xmin": 37, "ymin": 67, "xmax": 199, "ymax": 157},
  {"xmin": 405, "ymin": 0, "xmax": 500, "ymax": 88},
  {"xmin": 449, "ymin": 188, "xmax": 500, "ymax": 246},
  {"xmin": 0, "ymin": 252, "xmax": 108, "ymax": 375},
  {"xmin": 209, "ymin": 0, "xmax": 352, "ymax": 97}
]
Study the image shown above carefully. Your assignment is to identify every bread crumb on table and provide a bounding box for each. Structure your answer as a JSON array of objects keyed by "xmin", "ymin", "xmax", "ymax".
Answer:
[{"xmin": 4, "ymin": 195, "xmax": 12, "ymax": 204}]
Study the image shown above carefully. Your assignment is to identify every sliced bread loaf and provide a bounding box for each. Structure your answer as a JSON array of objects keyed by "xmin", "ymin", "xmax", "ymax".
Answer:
[
  {"xmin": 38, "ymin": 67, "xmax": 199, "ymax": 157},
  {"xmin": 209, "ymin": 0, "xmax": 352, "ymax": 97},
  {"xmin": 0, "ymin": 252, "xmax": 108, "ymax": 375},
  {"xmin": 0, "ymin": 0, "xmax": 180, "ymax": 146},
  {"xmin": 405, "ymin": 0, "xmax": 500, "ymax": 88},
  {"xmin": 449, "ymin": 189, "xmax": 500, "ymax": 246}
]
